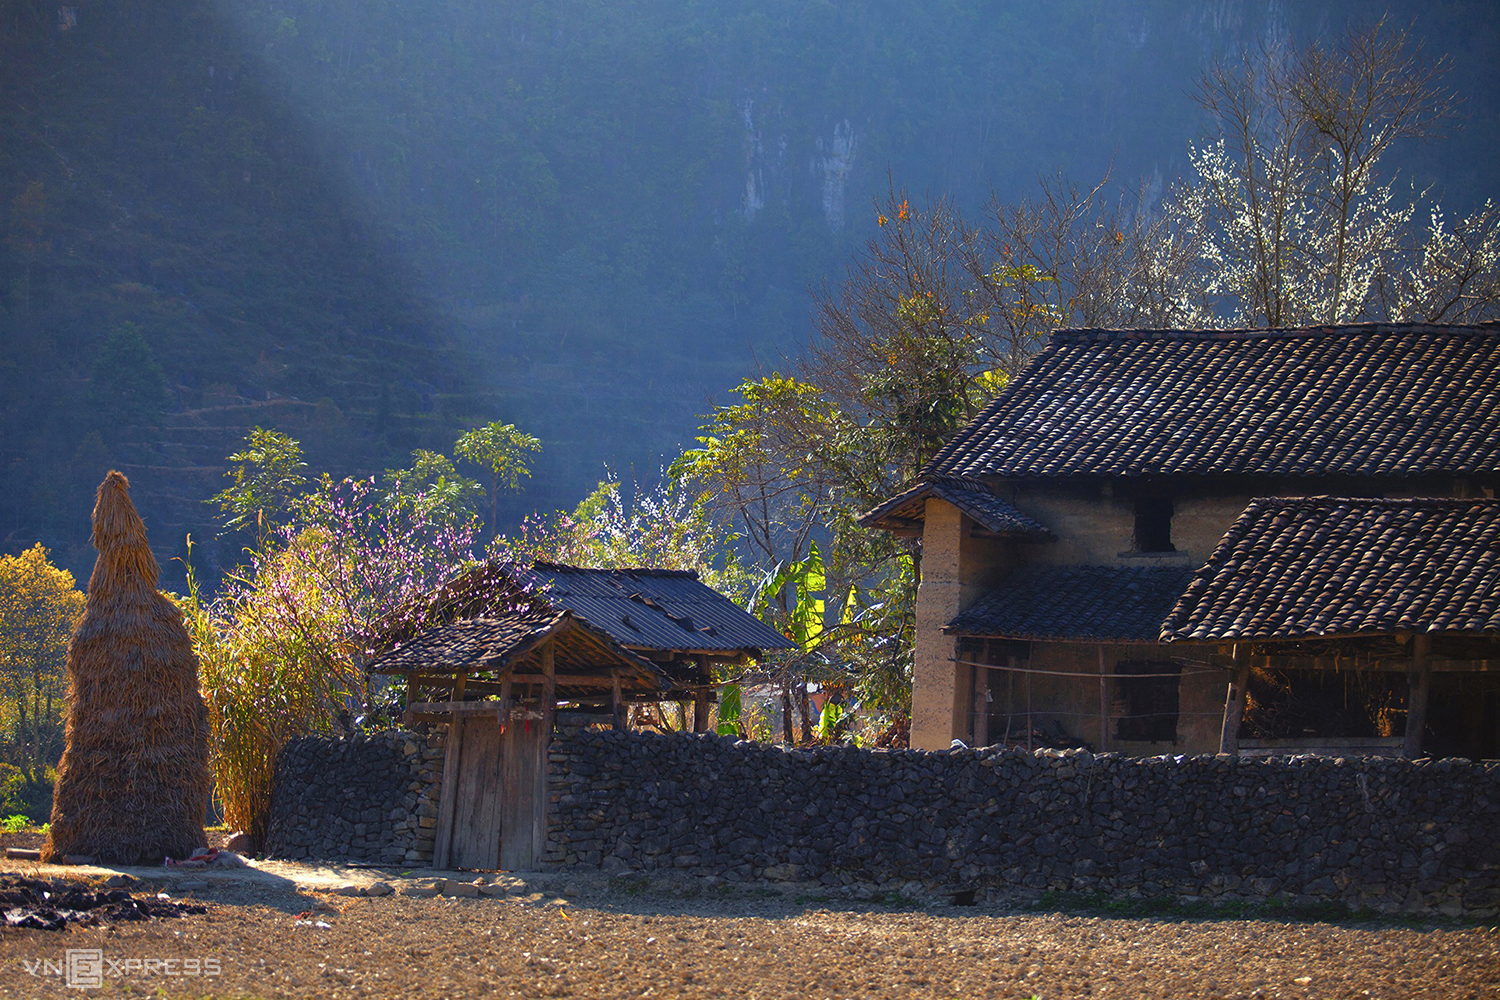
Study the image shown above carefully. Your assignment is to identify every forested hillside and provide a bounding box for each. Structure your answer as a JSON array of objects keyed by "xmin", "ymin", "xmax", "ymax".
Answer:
[{"xmin": 2, "ymin": 0, "xmax": 1497, "ymax": 587}]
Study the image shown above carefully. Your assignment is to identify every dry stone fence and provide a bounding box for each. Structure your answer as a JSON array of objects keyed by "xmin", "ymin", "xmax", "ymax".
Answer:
[
  {"xmin": 267, "ymin": 729, "xmax": 446, "ymax": 864},
  {"xmin": 266, "ymin": 726, "xmax": 1500, "ymax": 916}
]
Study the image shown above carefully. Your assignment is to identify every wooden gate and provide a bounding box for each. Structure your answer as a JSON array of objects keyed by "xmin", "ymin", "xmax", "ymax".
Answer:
[
  {"xmin": 498, "ymin": 702, "xmax": 551, "ymax": 870},
  {"xmin": 432, "ymin": 699, "xmax": 552, "ymax": 871}
]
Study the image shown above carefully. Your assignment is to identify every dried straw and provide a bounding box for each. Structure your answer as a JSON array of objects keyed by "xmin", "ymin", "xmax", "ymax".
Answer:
[{"xmin": 44, "ymin": 471, "xmax": 212, "ymax": 865}]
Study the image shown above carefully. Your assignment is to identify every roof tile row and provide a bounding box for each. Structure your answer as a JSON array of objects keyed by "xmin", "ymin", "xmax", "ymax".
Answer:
[{"xmin": 924, "ymin": 324, "xmax": 1500, "ymax": 480}]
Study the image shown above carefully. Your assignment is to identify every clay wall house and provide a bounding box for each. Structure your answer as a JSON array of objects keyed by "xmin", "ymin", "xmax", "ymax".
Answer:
[{"xmin": 861, "ymin": 323, "xmax": 1500, "ymax": 758}]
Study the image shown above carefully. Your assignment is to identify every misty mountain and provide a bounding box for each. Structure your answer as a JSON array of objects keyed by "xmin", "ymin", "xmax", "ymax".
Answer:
[{"xmin": 2, "ymin": 0, "xmax": 1496, "ymax": 586}]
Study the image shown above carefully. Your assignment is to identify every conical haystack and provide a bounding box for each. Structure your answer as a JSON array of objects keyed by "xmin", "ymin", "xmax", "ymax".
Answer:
[{"xmin": 44, "ymin": 471, "xmax": 212, "ymax": 864}]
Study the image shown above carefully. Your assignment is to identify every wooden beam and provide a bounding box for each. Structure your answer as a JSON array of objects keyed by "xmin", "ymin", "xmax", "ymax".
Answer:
[
  {"xmin": 1097, "ymin": 645, "xmax": 1108, "ymax": 753},
  {"xmin": 400, "ymin": 675, "xmax": 509, "ymax": 695},
  {"xmin": 1404, "ymin": 633, "xmax": 1432, "ymax": 758},
  {"xmin": 535, "ymin": 638, "xmax": 556, "ymax": 859},
  {"xmin": 611, "ymin": 670, "xmax": 625, "ymax": 731},
  {"xmin": 432, "ymin": 715, "xmax": 465, "ymax": 869},
  {"xmin": 407, "ymin": 701, "xmax": 504, "ymax": 717},
  {"xmin": 693, "ymin": 689, "xmax": 710, "ymax": 733},
  {"xmin": 1232, "ymin": 654, "xmax": 1500, "ymax": 673},
  {"xmin": 402, "ymin": 712, "xmax": 451, "ymax": 726},
  {"xmin": 1220, "ymin": 644, "xmax": 1252, "ymax": 756},
  {"xmin": 502, "ymin": 672, "xmax": 646, "ymax": 688}
]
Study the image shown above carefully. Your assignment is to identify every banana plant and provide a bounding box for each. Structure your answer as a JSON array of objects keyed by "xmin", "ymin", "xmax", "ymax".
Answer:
[
  {"xmin": 715, "ymin": 683, "xmax": 742, "ymax": 737},
  {"xmin": 752, "ymin": 541, "xmax": 826, "ymax": 647}
]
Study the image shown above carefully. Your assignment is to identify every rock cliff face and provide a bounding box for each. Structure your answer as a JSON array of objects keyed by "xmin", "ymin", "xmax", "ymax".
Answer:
[{"xmin": 3, "ymin": 0, "xmax": 1496, "ymax": 578}]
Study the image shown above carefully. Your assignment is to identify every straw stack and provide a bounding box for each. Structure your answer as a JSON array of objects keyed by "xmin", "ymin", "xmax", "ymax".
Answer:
[{"xmin": 44, "ymin": 472, "xmax": 212, "ymax": 865}]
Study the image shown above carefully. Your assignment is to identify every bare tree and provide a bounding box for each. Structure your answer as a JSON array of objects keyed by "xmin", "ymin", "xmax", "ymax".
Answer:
[
  {"xmin": 1386, "ymin": 200, "xmax": 1500, "ymax": 322},
  {"xmin": 964, "ymin": 173, "xmax": 1205, "ymax": 342},
  {"xmin": 807, "ymin": 186, "xmax": 988, "ymax": 480},
  {"xmin": 1169, "ymin": 18, "xmax": 1500, "ymax": 327}
]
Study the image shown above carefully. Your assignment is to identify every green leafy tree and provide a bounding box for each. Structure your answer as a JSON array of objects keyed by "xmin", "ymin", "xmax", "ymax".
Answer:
[
  {"xmin": 86, "ymin": 323, "xmax": 173, "ymax": 434},
  {"xmin": 673, "ymin": 376, "xmax": 916, "ymax": 739},
  {"xmin": 809, "ymin": 189, "xmax": 997, "ymax": 478},
  {"xmin": 211, "ymin": 427, "xmax": 310, "ymax": 541},
  {"xmin": 384, "ymin": 449, "xmax": 485, "ymax": 520},
  {"xmin": 671, "ymin": 375, "xmax": 847, "ymax": 568},
  {"xmin": 454, "ymin": 421, "xmax": 542, "ymax": 533},
  {"xmin": 6, "ymin": 181, "xmax": 48, "ymax": 316},
  {"xmin": 0, "ymin": 545, "xmax": 85, "ymax": 780}
]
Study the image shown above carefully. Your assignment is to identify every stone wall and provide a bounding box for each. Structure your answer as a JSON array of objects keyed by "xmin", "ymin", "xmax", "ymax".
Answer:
[
  {"xmin": 265, "ymin": 729, "xmax": 444, "ymax": 864},
  {"xmin": 263, "ymin": 725, "xmax": 1500, "ymax": 916},
  {"xmin": 544, "ymin": 730, "xmax": 1500, "ymax": 916}
]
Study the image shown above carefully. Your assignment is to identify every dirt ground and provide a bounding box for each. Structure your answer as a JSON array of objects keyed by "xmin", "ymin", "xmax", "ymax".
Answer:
[{"xmin": 0, "ymin": 854, "xmax": 1496, "ymax": 999}]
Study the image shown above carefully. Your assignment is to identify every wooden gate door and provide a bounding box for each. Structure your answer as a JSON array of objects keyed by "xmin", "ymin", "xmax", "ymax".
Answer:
[
  {"xmin": 499, "ymin": 702, "xmax": 550, "ymax": 870},
  {"xmin": 432, "ymin": 702, "xmax": 553, "ymax": 871},
  {"xmin": 434, "ymin": 712, "xmax": 503, "ymax": 869}
]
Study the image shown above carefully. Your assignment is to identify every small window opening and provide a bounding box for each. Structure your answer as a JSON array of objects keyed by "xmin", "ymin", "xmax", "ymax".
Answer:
[
  {"xmin": 1114, "ymin": 660, "xmax": 1180, "ymax": 743},
  {"xmin": 1134, "ymin": 496, "xmax": 1175, "ymax": 552}
]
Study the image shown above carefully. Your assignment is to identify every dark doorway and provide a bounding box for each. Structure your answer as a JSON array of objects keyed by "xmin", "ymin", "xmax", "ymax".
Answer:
[{"xmin": 1114, "ymin": 660, "xmax": 1180, "ymax": 743}]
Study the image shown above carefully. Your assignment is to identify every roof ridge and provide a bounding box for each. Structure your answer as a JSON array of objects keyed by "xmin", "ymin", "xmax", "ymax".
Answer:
[
  {"xmin": 1245, "ymin": 495, "xmax": 1500, "ymax": 509},
  {"xmin": 911, "ymin": 321, "xmax": 1500, "ymax": 482},
  {"xmin": 530, "ymin": 560, "xmax": 700, "ymax": 579},
  {"xmin": 1049, "ymin": 322, "xmax": 1500, "ymax": 345}
]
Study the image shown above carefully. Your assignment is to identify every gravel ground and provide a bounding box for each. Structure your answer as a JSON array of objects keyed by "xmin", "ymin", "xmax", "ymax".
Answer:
[{"xmin": 0, "ymin": 858, "xmax": 1496, "ymax": 999}]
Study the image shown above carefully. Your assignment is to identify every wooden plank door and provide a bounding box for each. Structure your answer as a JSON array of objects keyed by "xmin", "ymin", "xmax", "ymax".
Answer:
[
  {"xmin": 443, "ymin": 713, "xmax": 504, "ymax": 869},
  {"xmin": 499, "ymin": 703, "xmax": 550, "ymax": 870}
]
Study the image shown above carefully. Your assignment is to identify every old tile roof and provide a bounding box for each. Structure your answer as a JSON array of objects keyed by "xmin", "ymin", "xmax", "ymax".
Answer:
[
  {"xmin": 947, "ymin": 565, "xmax": 1197, "ymax": 642},
  {"xmin": 370, "ymin": 558, "xmax": 791, "ymax": 670},
  {"xmin": 922, "ymin": 323, "xmax": 1500, "ymax": 481},
  {"xmin": 521, "ymin": 562, "xmax": 794, "ymax": 654},
  {"xmin": 366, "ymin": 610, "xmax": 665, "ymax": 694},
  {"xmin": 368, "ymin": 608, "xmax": 562, "ymax": 674},
  {"xmin": 856, "ymin": 477, "xmax": 1053, "ymax": 537},
  {"xmin": 1161, "ymin": 497, "xmax": 1500, "ymax": 642}
]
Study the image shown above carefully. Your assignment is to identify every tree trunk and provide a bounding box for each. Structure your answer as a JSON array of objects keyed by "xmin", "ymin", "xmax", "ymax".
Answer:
[
  {"xmin": 16, "ymin": 697, "xmax": 31, "ymax": 782},
  {"xmin": 797, "ymin": 680, "xmax": 812, "ymax": 743},
  {"xmin": 780, "ymin": 679, "xmax": 794, "ymax": 744}
]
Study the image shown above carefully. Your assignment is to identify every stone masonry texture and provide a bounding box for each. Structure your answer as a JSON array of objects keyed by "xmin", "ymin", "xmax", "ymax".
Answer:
[
  {"xmin": 265, "ymin": 729, "xmax": 445, "ymax": 865},
  {"xmin": 268, "ymin": 727, "xmax": 1499, "ymax": 916},
  {"xmin": 545, "ymin": 730, "xmax": 1499, "ymax": 916}
]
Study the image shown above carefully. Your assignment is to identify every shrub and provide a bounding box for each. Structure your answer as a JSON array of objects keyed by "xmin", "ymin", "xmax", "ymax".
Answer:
[{"xmin": 0, "ymin": 762, "xmax": 55, "ymax": 825}]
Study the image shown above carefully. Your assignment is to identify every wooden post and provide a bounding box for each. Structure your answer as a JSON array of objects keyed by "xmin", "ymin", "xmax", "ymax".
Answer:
[
  {"xmin": 610, "ymin": 670, "xmax": 625, "ymax": 730},
  {"xmin": 1220, "ymin": 644, "xmax": 1252, "ymax": 755},
  {"xmin": 540, "ymin": 641, "xmax": 557, "ymax": 719},
  {"xmin": 693, "ymin": 688, "xmax": 710, "ymax": 733},
  {"xmin": 1026, "ymin": 666, "xmax": 1033, "ymax": 752},
  {"xmin": 971, "ymin": 663, "xmax": 989, "ymax": 747},
  {"xmin": 1097, "ymin": 646, "xmax": 1109, "ymax": 753},
  {"xmin": 798, "ymin": 681, "xmax": 813, "ymax": 744},
  {"xmin": 497, "ymin": 676, "xmax": 513, "ymax": 728},
  {"xmin": 1404, "ymin": 633, "xmax": 1432, "ymax": 759},
  {"xmin": 432, "ymin": 713, "xmax": 465, "ymax": 869},
  {"xmin": 535, "ymin": 640, "xmax": 557, "ymax": 859}
]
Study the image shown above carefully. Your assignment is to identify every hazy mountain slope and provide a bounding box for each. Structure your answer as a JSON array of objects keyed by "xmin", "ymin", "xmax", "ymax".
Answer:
[{"xmin": 2, "ymin": 0, "xmax": 1495, "ymax": 586}]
